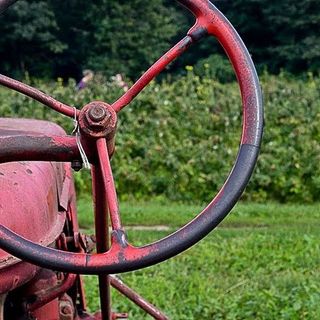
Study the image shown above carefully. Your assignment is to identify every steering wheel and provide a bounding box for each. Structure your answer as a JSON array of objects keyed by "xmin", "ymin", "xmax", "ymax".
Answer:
[{"xmin": 0, "ymin": 0, "xmax": 263, "ymax": 275}]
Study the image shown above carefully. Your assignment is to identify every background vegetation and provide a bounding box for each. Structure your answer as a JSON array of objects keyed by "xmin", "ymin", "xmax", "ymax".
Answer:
[
  {"xmin": 0, "ymin": 0, "xmax": 319, "ymax": 79},
  {"xmin": 0, "ymin": 71, "xmax": 319, "ymax": 203},
  {"xmin": 1, "ymin": 1, "xmax": 319, "ymax": 204}
]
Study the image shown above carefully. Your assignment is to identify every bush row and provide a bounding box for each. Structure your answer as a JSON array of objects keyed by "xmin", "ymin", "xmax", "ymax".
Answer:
[{"xmin": 0, "ymin": 72, "xmax": 319, "ymax": 203}]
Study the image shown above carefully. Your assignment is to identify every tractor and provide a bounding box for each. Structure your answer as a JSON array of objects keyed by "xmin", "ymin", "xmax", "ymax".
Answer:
[{"xmin": 0, "ymin": 0, "xmax": 263, "ymax": 319}]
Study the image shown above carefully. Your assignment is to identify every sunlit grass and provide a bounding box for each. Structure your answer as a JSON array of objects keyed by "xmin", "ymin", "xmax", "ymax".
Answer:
[
  {"xmin": 78, "ymin": 199, "xmax": 320, "ymax": 319},
  {"xmin": 78, "ymin": 197, "xmax": 320, "ymax": 229}
]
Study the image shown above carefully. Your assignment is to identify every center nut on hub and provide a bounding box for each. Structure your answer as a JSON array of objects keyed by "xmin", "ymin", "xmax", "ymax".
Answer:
[{"xmin": 78, "ymin": 101, "xmax": 117, "ymax": 139}]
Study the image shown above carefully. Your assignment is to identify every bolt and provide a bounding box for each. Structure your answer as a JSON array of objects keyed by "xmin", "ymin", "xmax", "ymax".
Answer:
[
  {"xmin": 88, "ymin": 105, "xmax": 109, "ymax": 122},
  {"xmin": 71, "ymin": 160, "xmax": 82, "ymax": 172},
  {"xmin": 79, "ymin": 101, "xmax": 117, "ymax": 138},
  {"xmin": 81, "ymin": 234, "xmax": 96, "ymax": 253},
  {"xmin": 61, "ymin": 305, "xmax": 73, "ymax": 315},
  {"xmin": 84, "ymin": 104, "xmax": 112, "ymax": 132}
]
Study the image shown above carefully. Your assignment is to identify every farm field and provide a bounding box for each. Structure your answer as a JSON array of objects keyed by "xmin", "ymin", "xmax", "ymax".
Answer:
[{"xmin": 78, "ymin": 200, "xmax": 320, "ymax": 319}]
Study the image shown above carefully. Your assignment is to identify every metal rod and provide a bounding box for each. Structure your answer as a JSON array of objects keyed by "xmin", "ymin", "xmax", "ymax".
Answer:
[
  {"xmin": 110, "ymin": 276, "xmax": 168, "ymax": 320},
  {"xmin": 0, "ymin": 74, "xmax": 76, "ymax": 118},
  {"xmin": 92, "ymin": 165, "xmax": 111, "ymax": 320},
  {"xmin": 0, "ymin": 135, "xmax": 82, "ymax": 164},
  {"xmin": 112, "ymin": 36, "xmax": 193, "ymax": 112},
  {"xmin": 96, "ymin": 138, "xmax": 122, "ymax": 231},
  {"xmin": 27, "ymin": 274, "xmax": 77, "ymax": 312}
]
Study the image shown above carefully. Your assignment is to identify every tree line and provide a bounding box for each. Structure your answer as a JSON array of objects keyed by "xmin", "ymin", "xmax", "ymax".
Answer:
[{"xmin": 0, "ymin": 0, "xmax": 319, "ymax": 81}]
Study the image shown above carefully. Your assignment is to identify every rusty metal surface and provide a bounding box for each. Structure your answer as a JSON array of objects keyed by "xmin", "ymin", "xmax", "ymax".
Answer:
[
  {"xmin": 112, "ymin": 36, "xmax": 193, "ymax": 112},
  {"xmin": 32, "ymin": 299, "xmax": 60, "ymax": 320},
  {"xmin": 96, "ymin": 139, "xmax": 122, "ymax": 231},
  {"xmin": 0, "ymin": 161, "xmax": 66, "ymax": 267},
  {"xmin": 0, "ymin": 261, "xmax": 39, "ymax": 294},
  {"xmin": 0, "ymin": 133, "xmax": 80, "ymax": 163},
  {"xmin": 91, "ymin": 164, "xmax": 111, "ymax": 320},
  {"xmin": 0, "ymin": 119, "xmax": 72, "ymax": 270},
  {"xmin": 0, "ymin": 118, "xmax": 93, "ymax": 164},
  {"xmin": 79, "ymin": 102, "xmax": 117, "ymax": 140},
  {"xmin": 0, "ymin": 118, "xmax": 114, "ymax": 164},
  {"xmin": 27, "ymin": 272, "xmax": 77, "ymax": 312}
]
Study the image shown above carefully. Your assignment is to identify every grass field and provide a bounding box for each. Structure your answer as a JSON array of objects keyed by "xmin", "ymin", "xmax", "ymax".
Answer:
[{"xmin": 78, "ymin": 199, "xmax": 320, "ymax": 319}]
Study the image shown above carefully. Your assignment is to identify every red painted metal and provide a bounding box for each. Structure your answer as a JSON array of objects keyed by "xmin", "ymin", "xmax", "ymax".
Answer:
[
  {"xmin": 0, "ymin": 120, "xmax": 67, "ymax": 268},
  {"xmin": 110, "ymin": 276, "xmax": 168, "ymax": 320},
  {"xmin": 96, "ymin": 138, "xmax": 122, "ymax": 231},
  {"xmin": 32, "ymin": 297, "xmax": 60, "ymax": 320},
  {"xmin": 27, "ymin": 273, "xmax": 77, "ymax": 312},
  {"xmin": 0, "ymin": 0, "xmax": 263, "ymax": 319},
  {"xmin": 112, "ymin": 36, "xmax": 193, "ymax": 112},
  {"xmin": 0, "ymin": 262, "xmax": 39, "ymax": 294},
  {"xmin": 0, "ymin": 74, "xmax": 76, "ymax": 118},
  {"xmin": 92, "ymin": 164, "xmax": 111, "ymax": 320}
]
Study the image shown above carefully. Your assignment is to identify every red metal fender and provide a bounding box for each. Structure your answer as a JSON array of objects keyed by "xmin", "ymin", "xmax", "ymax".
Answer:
[{"xmin": 0, "ymin": 118, "xmax": 71, "ymax": 293}]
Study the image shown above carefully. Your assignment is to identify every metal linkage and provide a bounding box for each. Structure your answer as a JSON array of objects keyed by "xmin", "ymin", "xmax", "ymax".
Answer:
[{"xmin": 27, "ymin": 273, "xmax": 77, "ymax": 312}]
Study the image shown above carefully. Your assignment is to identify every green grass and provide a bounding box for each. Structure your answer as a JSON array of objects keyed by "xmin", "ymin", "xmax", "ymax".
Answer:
[
  {"xmin": 77, "ymin": 197, "xmax": 320, "ymax": 229},
  {"xmin": 78, "ymin": 199, "xmax": 320, "ymax": 319}
]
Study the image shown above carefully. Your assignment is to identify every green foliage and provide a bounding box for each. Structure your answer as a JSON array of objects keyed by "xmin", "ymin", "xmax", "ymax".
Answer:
[
  {"xmin": 0, "ymin": 0, "xmax": 64, "ymax": 77},
  {"xmin": 1, "ymin": 1, "xmax": 320, "ymax": 78},
  {"xmin": 219, "ymin": 0, "xmax": 320, "ymax": 74},
  {"xmin": 249, "ymin": 72, "xmax": 320, "ymax": 202},
  {"xmin": 193, "ymin": 54, "xmax": 235, "ymax": 83},
  {"xmin": 0, "ymin": 72, "xmax": 320, "ymax": 203},
  {"xmin": 0, "ymin": 0, "xmax": 182, "ymax": 79},
  {"xmin": 88, "ymin": 0, "xmax": 182, "ymax": 78}
]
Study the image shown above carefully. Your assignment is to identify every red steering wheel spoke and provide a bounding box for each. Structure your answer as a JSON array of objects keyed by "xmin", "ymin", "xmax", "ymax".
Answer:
[
  {"xmin": 96, "ymin": 138, "xmax": 122, "ymax": 231},
  {"xmin": 0, "ymin": 74, "xmax": 77, "ymax": 118},
  {"xmin": 112, "ymin": 36, "xmax": 193, "ymax": 113}
]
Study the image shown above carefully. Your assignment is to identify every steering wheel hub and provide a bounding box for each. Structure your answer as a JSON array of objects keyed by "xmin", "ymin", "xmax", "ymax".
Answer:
[{"xmin": 79, "ymin": 101, "xmax": 117, "ymax": 139}]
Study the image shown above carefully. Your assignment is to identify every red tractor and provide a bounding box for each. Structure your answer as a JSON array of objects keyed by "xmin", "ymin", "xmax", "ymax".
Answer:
[{"xmin": 0, "ymin": 0, "xmax": 263, "ymax": 319}]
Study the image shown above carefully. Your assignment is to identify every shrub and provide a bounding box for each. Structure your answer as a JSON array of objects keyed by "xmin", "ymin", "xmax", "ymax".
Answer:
[{"xmin": 0, "ymin": 72, "xmax": 319, "ymax": 203}]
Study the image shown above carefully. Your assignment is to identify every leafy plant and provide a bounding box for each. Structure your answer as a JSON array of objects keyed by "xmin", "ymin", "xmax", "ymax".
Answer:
[{"xmin": 1, "ymin": 72, "xmax": 319, "ymax": 203}]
